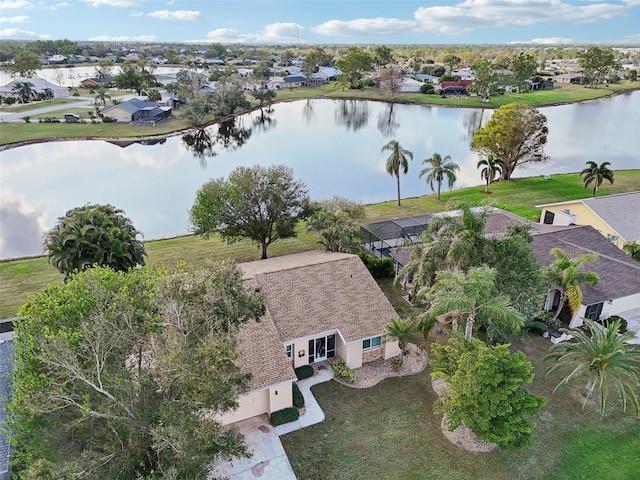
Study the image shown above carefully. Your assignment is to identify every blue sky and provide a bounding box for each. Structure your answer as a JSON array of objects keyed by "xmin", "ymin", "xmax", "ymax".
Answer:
[{"xmin": 1, "ymin": 0, "xmax": 639, "ymax": 45}]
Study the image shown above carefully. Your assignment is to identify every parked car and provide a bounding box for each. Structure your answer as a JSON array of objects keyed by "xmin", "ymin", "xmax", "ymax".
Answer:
[{"xmin": 64, "ymin": 113, "xmax": 80, "ymax": 122}]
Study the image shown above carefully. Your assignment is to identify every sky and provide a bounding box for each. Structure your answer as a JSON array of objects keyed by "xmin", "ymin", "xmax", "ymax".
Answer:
[{"xmin": 0, "ymin": 0, "xmax": 639, "ymax": 45}]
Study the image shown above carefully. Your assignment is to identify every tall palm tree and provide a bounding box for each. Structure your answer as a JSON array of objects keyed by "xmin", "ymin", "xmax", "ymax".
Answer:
[
  {"xmin": 477, "ymin": 154, "xmax": 504, "ymax": 193},
  {"xmin": 12, "ymin": 81, "xmax": 35, "ymax": 104},
  {"xmin": 425, "ymin": 266, "xmax": 524, "ymax": 341},
  {"xmin": 580, "ymin": 161, "xmax": 614, "ymax": 197},
  {"xmin": 544, "ymin": 247, "xmax": 599, "ymax": 325},
  {"xmin": 545, "ymin": 319, "xmax": 640, "ymax": 418},
  {"xmin": 94, "ymin": 86, "xmax": 112, "ymax": 106},
  {"xmin": 623, "ymin": 241, "xmax": 640, "ymax": 262},
  {"xmin": 419, "ymin": 152, "xmax": 460, "ymax": 200},
  {"xmin": 385, "ymin": 317, "xmax": 416, "ymax": 353},
  {"xmin": 381, "ymin": 140, "xmax": 413, "ymax": 206}
]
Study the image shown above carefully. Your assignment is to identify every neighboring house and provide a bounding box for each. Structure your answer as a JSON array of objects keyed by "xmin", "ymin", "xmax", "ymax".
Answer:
[
  {"xmin": 0, "ymin": 77, "xmax": 68, "ymax": 100},
  {"xmin": 555, "ymin": 72, "xmax": 582, "ymax": 84},
  {"xmin": 536, "ymin": 192, "xmax": 640, "ymax": 250},
  {"xmin": 452, "ymin": 67, "xmax": 475, "ymax": 80},
  {"xmin": 531, "ymin": 224, "xmax": 640, "ymax": 340},
  {"xmin": 416, "ymin": 73, "xmax": 440, "ymax": 84},
  {"xmin": 317, "ymin": 66, "xmax": 341, "ymax": 81},
  {"xmin": 102, "ymin": 98, "xmax": 172, "ymax": 123},
  {"xmin": 80, "ymin": 76, "xmax": 115, "ymax": 88},
  {"xmin": 0, "ymin": 338, "xmax": 14, "ymax": 480},
  {"xmin": 216, "ymin": 251, "xmax": 401, "ymax": 425},
  {"xmin": 398, "ymin": 77, "xmax": 424, "ymax": 93},
  {"xmin": 440, "ymin": 80, "xmax": 473, "ymax": 95},
  {"xmin": 282, "ymin": 75, "xmax": 307, "ymax": 88}
]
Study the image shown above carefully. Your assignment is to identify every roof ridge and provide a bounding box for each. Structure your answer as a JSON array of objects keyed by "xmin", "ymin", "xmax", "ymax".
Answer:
[{"xmin": 557, "ymin": 239, "xmax": 640, "ymax": 270}]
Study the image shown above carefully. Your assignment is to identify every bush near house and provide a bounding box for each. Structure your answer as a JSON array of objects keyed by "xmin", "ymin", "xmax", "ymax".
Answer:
[
  {"xmin": 603, "ymin": 315, "xmax": 628, "ymax": 333},
  {"xmin": 294, "ymin": 365, "xmax": 314, "ymax": 380},
  {"xmin": 270, "ymin": 407, "xmax": 300, "ymax": 426},
  {"xmin": 332, "ymin": 359, "xmax": 356, "ymax": 383},
  {"xmin": 293, "ymin": 383, "xmax": 305, "ymax": 408},
  {"xmin": 358, "ymin": 252, "xmax": 394, "ymax": 278}
]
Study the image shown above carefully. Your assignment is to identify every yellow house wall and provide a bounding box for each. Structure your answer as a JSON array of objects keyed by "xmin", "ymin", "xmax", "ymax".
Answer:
[
  {"xmin": 292, "ymin": 339, "xmax": 310, "ymax": 368},
  {"xmin": 216, "ymin": 389, "xmax": 269, "ymax": 426},
  {"xmin": 104, "ymin": 107, "xmax": 132, "ymax": 123},
  {"xmin": 269, "ymin": 383, "xmax": 293, "ymax": 413},
  {"xmin": 383, "ymin": 339, "xmax": 401, "ymax": 360},
  {"xmin": 540, "ymin": 202, "xmax": 625, "ymax": 248},
  {"xmin": 344, "ymin": 341, "xmax": 363, "ymax": 369}
]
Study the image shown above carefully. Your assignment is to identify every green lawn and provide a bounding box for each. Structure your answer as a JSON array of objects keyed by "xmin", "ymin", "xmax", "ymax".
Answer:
[
  {"xmin": 1, "ymin": 171, "xmax": 638, "ymax": 319},
  {"xmin": 280, "ymin": 334, "xmax": 640, "ymax": 480}
]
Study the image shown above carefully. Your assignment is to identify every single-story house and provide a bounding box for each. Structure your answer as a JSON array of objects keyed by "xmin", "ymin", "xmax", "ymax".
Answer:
[
  {"xmin": 80, "ymin": 76, "xmax": 115, "ymax": 88},
  {"xmin": 416, "ymin": 73, "xmax": 440, "ymax": 84},
  {"xmin": 0, "ymin": 77, "xmax": 69, "ymax": 100},
  {"xmin": 555, "ymin": 72, "xmax": 582, "ymax": 84},
  {"xmin": 440, "ymin": 80, "xmax": 473, "ymax": 95},
  {"xmin": 398, "ymin": 77, "xmax": 424, "ymax": 93},
  {"xmin": 317, "ymin": 66, "xmax": 341, "ymax": 81},
  {"xmin": 536, "ymin": 192, "xmax": 640, "ymax": 250},
  {"xmin": 102, "ymin": 98, "xmax": 172, "ymax": 123},
  {"xmin": 282, "ymin": 75, "xmax": 307, "ymax": 88},
  {"xmin": 216, "ymin": 251, "xmax": 401, "ymax": 425}
]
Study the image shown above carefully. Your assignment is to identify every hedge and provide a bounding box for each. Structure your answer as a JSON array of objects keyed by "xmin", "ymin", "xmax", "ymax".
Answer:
[
  {"xmin": 293, "ymin": 383, "xmax": 305, "ymax": 408},
  {"xmin": 270, "ymin": 407, "xmax": 300, "ymax": 426},
  {"xmin": 358, "ymin": 251, "xmax": 394, "ymax": 278},
  {"xmin": 294, "ymin": 365, "xmax": 314, "ymax": 380}
]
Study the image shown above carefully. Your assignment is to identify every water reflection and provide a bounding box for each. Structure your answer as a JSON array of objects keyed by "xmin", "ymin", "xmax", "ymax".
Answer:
[
  {"xmin": 252, "ymin": 108, "xmax": 277, "ymax": 134},
  {"xmin": 182, "ymin": 128, "xmax": 217, "ymax": 167},
  {"xmin": 461, "ymin": 109, "xmax": 487, "ymax": 142},
  {"xmin": 302, "ymin": 99, "xmax": 314, "ymax": 123},
  {"xmin": 377, "ymin": 103, "xmax": 400, "ymax": 137},
  {"xmin": 182, "ymin": 118, "xmax": 254, "ymax": 168},
  {"xmin": 216, "ymin": 118, "xmax": 252, "ymax": 151},
  {"xmin": 335, "ymin": 100, "xmax": 369, "ymax": 131}
]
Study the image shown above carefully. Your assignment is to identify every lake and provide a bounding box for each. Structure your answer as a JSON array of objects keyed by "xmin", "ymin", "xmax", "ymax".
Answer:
[{"xmin": 1, "ymin": 92, "xmax": 639, "ymax": 259}]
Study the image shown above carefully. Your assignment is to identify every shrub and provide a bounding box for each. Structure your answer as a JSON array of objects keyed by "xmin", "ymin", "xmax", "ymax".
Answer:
[
  {"xmin": 358, "ymin": 252, "xmax": 394, "ymax": 278},
  {"xmin": 23, "ymin": 116, "xmax": 31, "ymax": 123},
  {"xmin": 603, "ymin": 315, "xmax": 628, "ymax": 333},
  {"xmin": 294, "ymin": 365, "xmax": 314, "ymax": 380},
  {"xmin": 390, "ymin": 357, "xmax": 404, "ymax": 371},
  {"xmin": 420, "ymin": 83, "xmax": 435, "ymax": 94},
  {"xmin": 331, "ymin": 359, "xmax": 355, "ymax": 383},
  {"xmin": 102, "ymin": 116, "xmax": 115, "ymax": 123},
  {"xmin": 270, "ymin": 407, "xmax": 299, "ymax": 426},
  {"xmin": 4, "ymin": 96, "xmax": 16, "ymax": 105},
  {"xmin": 526, "ymin": 320, "xmax": 548, "ymax": 335},
  {"xmin": 292, "ymin": 383, "xmax": 304, "ymax": 408}
]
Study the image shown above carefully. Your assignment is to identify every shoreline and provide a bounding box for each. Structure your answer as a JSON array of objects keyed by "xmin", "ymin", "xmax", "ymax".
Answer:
[{"xmin": 1, "ymin": 85, "xmax": 637, "ymax": 152}]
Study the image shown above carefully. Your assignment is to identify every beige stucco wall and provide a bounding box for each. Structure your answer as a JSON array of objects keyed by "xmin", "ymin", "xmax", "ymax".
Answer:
[
  {"xmin": 383, "ymin": 339, "xmax": 401, "ymax": 359},
  {"xmin": 103, "ymin": 106, "xmax": 132, "ymax": 123},
  {"xmin": 292, "ymin": 339, "xmax": 310, "ymax": 368},
  {"xmin": 343, "ymin": 341, "xmax": 363, "ymax": 369},
  {"xmin": 216, "ymin": 380, "xmax": 294, "ymax": 426},
  {"xmin": 540, "ymin": 202, "xmax": 625, "ymax": 249},
  {"xmin": 569, "ymin": 293, "xmax": 640, "ymax": 328}
]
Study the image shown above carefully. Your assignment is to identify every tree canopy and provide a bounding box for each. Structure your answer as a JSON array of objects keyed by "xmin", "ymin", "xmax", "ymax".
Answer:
[
  {"xmin": 114, "ymin": 61, "xmax": 158, "ymax": 95},
  {"xmin": 190, "ymin": 165, "xmax": 311, "ymax": 259},
  {"xmin": 8, "ymin": 263, "xmax": 265, "ymax": 479},
  {"xmin": 306, "ymin": 196, "xmax": 365, "ymax": 253},
  {"xmin": 577, "ymin": 46, "xmax": 618, "ymax": 88},
  {"xmin": 510, "ymin": 52, "xmax": 537, "ymax": 92},
  {"xmin": 470, "ymin": 103, "xmax": 549, "ymax": 180},
  {"xmin": 431, "ymin": 337, "xmax": 547, "ymax": 450},
  {"xmin": 44, "ymin": 204, "xmax": 146, "ymax": 280},
  {"xmin": 335, "ymin": 47, "xmax": 374, "ymax": 89},
  {"xmin": 8, "ymin": 49, "xmax": 41, "ymax": 78}
]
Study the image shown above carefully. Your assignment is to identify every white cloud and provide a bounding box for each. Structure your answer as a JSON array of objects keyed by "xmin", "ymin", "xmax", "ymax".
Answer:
[
  {"xmin": 203, "ymin": 22, "xmax": 303, "ymax": 43},
  {"xmin": 0, "ymin": 27, "xmax": 48, "ymax": 38},
  {"xmin": 312, "ymin": 18, "xmax": 417, "ymax": 36},
  {"xmin": 81, "ymin": 0, "xmax": 136, "ymax": 7},
  {"xmin": 507, "ymin": 37, "xmax": 576, "ymax": 45},
  {"xmin": 0, "ymin": 14, "xmax": 27, "ymax": 22},
  {"xmin": 49, "ymin": 1, "xmax": 70, "ymax": 8},
  {"xmin": 88, "ymin": 34, "xmax": 156, "ymax": 41},
  {"xmin": 621, "ymin": 0, "xmax": 640, "ymax": 6},
  {"xmin": 147, "ymin": 9, "xmax": 201, "ymax": 20},
  {"xmin": 0, "ymin": 0, "xmax": 31, "ymax": 10},
  {"xmin": 130, "ymin": 10, "xmax": 142, "ymax": 17}
]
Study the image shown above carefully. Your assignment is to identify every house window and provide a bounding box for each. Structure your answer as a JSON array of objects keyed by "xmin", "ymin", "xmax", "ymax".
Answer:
[
  {"xmin": 606, "ymin": 234, "xmax": 618, "ymax": 244},
  {"xmin": 363, "ymin": 335, "xmax": 382, "ymax": 350},
  {"xmin": 285, "ymin": 344, "xmax": 292, "ymax": 359},
  {"xmin": 584, "ymin": 302, "xmax": 604, "ymax": 321}
]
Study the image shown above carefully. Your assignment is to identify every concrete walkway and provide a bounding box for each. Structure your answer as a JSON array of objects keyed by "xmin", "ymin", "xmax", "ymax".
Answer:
[{"xmin": 209, "ymin": 364, "xmax": 334, "ymax": 480}]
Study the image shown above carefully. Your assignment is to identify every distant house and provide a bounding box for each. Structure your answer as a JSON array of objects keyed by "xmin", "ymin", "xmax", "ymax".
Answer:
[
  {"xmin": 440, "ymin": 80, "xmax": 473, "ymax": 95},
  {"xmin": 398, "ymin": 77, "xmax": 423, "ymax": 93},
  {"xmin": 536, "ymin": 192, "xmax": 640, "ymax": 250},
  {"xmin": 102, "ymin": 98, "xmax": 172, "ymax": 123},
  {"xmin": 555, "ymin": 72, "xmax": 582, "ymax": 84},
  {"xmin": 80, "ymin": 76, "xmax": 115, "ymax": 88},
  {"xmin": 282, "ymin": 75, "xmax": 307, "ymax": 88},
  {"xmin": 216, "ymin": 251, "xmax": 401, "ymax": 425},
  {"xmin": 122, "ymin": 53, "xmax": 140, "ymax": 62},
  {"xmin": 317, "ymin": 66, "xmax": 341, "ymax": 81},
  {"xmin": 416, "ymin": 73, "xmax": 440, "ymax": 84},
  {"xmin": 0, "ymin": 77, "xmax": 68, "ymax": 100}
]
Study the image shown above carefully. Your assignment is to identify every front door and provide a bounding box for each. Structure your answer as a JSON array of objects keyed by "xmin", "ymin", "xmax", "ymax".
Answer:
[{"xmin": 308, "ymin": 335, "xmax": 335, "ymax": 363}]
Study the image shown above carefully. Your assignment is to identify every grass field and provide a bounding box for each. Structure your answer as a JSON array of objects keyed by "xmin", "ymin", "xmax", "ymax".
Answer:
[
  {"xmin": 280, "ymin": 333, "xmax": 640, "ymax": 480},
  {"xmin": 1, "ymin": 170, "xmax": 638, "ymax": 320},
  {"xmin": 1, "ymin": 82, "xmax": 637, "ymax": 147}
]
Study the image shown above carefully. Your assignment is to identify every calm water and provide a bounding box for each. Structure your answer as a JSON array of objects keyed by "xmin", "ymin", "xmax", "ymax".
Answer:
[{"xmin": 1, "ymin": 93, "xmax": 639, "ymax": 259}]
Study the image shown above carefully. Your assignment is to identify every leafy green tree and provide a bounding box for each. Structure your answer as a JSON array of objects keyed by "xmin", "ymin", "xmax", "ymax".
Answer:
[
  {"xmin": 146, "ymin": 88, "xmax": 161, "ymax": 102},
  {"xmin": 431, "ymin": 337, "xmax": 547, "ymax": 450},
  {"xmin": 468, "ymin": 59, "xmax": 496, "ymax": 102},
  {"xmin": 8, "ymin": 49, "xmax": 41, "ymax": 78},
  {"xmin": 578, "ymin": 46, "xmax": 618, "ymax": 88},
  {"xmin": 440, "ymin": 53, "xmax": 461, "ymax": 76},
  {"xmin": 8, "ymin": 263, "xmax": 265, "ymax": 479},
  {"xmin": 45, "ymin": 204, "xmax": 146, "ymax": 280},
  {"xmin": 93, "ymin": 58, "xmax": 114, "ymax": 81},
  {"xmin": 623, "ymin": 241, "xmax": 640, "ymax": 262},
  {"xmin": 93, "ymin": 86, "xmax": 111, "ymax": 106},
  {"xmin": 165, "ymin": 49, "xmax": 178, "ymax": 64},
  {"xmin": 627, "ymin": 69, "xmax": 638, "ymax": 82},
  {"xmin": 580, "ymin": 160, "xmax": 614, "ymax": 197},
  {"xmin": 306, "ymin": 197, "xmax": 365, "ymax": 253},
  {"xmin": 210, "ymin": 75, "xmax": 251, "ymax": 118},
  {"xmin": 114, "ymin": 61, "xmax": 158, "ymax": 95},
  {"xmin": 470, "ymin": 103, "xmax": 549, "ymax": 180},
  {"xmin": 545, "ymin": 319, "xmax": 640, "ymax": 418},
  {"xmin": 510, "ymin": 52, "xmax": 537, "ymax": 92},
  {"xmin": 335, "ymin": 47, "xmax": 374, "ymax": 89},
  {"xmin": 419, "ymin": 152, "xmax": 460, "ymax": 200},
  {"xmin": 544, "ymin": 247, "xmax": 599, "ymax": 325},
  {"xmin": 190, "ymin": 165, "xmax": 311, "ymax": 259},
  {"xmin": 477, "ymin": 154, "xmax": 504, "ymax": 192},
  {"xmin": 11, "ymin": 81, "xmax": 34, "ymax": 103},
  {"xmin": 425, "ymin": 266, "xmax": 524, "ymax": 341},
  {"xmin": 374, "ymin": 45, "xmax": 393, "ymax": 65},
  {"xmin": 385, "ymin": 318, "xmax": 416, "ymax": 354},
  {"xmin": 381, "ymin": 140, "xmax": 413, "ymax": 206},
  {"xmin": 417, "ymin": 311, "xmax": 439, "ymax": 342},
  {"xmin": 251, "ymin": 86, "xmax": 277, "ymax": 109}
]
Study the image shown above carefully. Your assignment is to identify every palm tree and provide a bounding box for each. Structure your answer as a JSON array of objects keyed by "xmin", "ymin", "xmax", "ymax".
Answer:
[
  {"xmin": 94, "ymin": 86, "xmax": 111, "ymax": 106},
  {"xmin": 580, "ymin": 161, "xmax": 614, "ymax": 197},
  {"xmin": 385, "ymin": 317, "xmax": 416, "ymax": 353},
  {"xmin": 425, "ymin": 266, "xmax": 524, "ymax": 341},
  {"xmin": 623, "ymin": 241, "xmax": 640, "ymax": 262},
  {"xmin": 477, "ymin": 154, "xmax": 504, "ymax": 193},
  {"xmin": 545, "ymin": 319, "xmax": 640, "ymax": 418},
  {"xmin": 12, "ymin": 81, "xmax": 35, "ymax": 103},
  {"xmin": 544, "ymin": 247, "xmax": 599, "ymax": 325},
  {"xmin": 419, "ymin": 152, "xmax": 460, "ymax": 200},
  {"xmin": 381, "ymin": 140, "xmax": 413, "ymax": 206}
]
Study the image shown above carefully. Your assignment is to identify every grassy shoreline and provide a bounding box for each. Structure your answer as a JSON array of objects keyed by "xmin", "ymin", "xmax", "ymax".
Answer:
[
  {"xmin": 1, "ymin": 170, "xmax": 639, "ymax": 319},
  {"xmin": 1, "ymin": 82, "xmax": 638, "ymax": 149}
]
